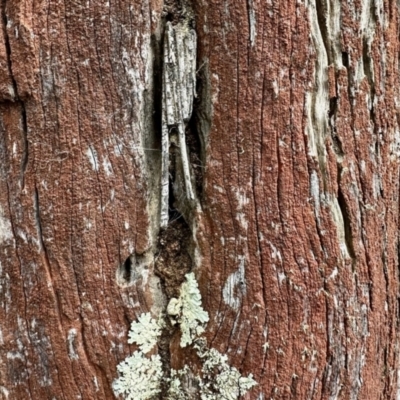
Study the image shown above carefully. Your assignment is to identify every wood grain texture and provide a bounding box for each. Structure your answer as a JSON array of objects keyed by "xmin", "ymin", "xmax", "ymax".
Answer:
[
  {"xmin": 192, "ymin": 0, "xmax": 400, "ymax": 398},
  {"xmin": 0, "ymin": 0, "xmax": 164, "ymax": 398}
]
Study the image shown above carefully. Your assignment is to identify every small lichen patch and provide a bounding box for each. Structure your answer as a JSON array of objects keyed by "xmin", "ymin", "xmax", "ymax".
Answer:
[
  {"xmin": 0, "ymin": 206, "xmax": 13, "ymax": 244},
  {"xmin": 128, "ymin": 313, "xmax": 163, "ymax": 353},
  {"xmin": 166, "ymin": 368, "xmax": 189, "ymax": 400},
  {"xmin": 167, "ymin": 272, "xmax": 209, "ymax": 347},
  {"xmin": 113, "ymin": 313, "xmax": 165, "ymax": 399},
  {"xmin": 86, "ymin": 146, "xmax": 99, "ymax": 171},
  {"xmin": 197, "ymin": 346, "xmax": 258, "ymax": 400},
  {"xmin": 67, "ymin": 329, "xmax": 78, "ymax": 360},
  {"xmin": 113, "ymin": 351, "xmax": 163, "ymax": 400}
]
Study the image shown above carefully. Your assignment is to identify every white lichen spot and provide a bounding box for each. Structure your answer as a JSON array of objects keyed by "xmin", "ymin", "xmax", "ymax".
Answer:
[
  {"xmin": 113, "ymin": 351, "xmax": 163, "ymax": 400},
  {"xmin": 327, "ymin": 195, "xmax": 350, "ymax": 259},
  {"xmin": 236, "ymin": 213, "xmax": 248, "ymax": 230},
  {"xmin": 102, "ymin": 157, "xmax": 113, "ymax": 176},
  {"xmin": 0, "ymin": 386, "xmax": 9, "ymax": 399},
  {"xmin": 67, "ymin": 329, "xmax": 79, "ymax": 360},
  {"xmin": 114, "ymin": 144, "xmax": 123, "ymax": 157},
  {"xmin": 127, "ymin": 313, "xmax": 163, "ymax": 354},
  {"xmin": 262, "ymin": 342, "xmax": 270, "ymax": 353},
  {"xmin": 277, "ymin": 271, "xmax": 286, "ymax": 285},
  {"xmin": 93, "ymin": 376, "xmax": 99, "ymax": 392},
  {"xmin": 86, "ymin": 146, "xmax": 99, "ymax": 171},
  {"xmin": 310, "ymin": 170, "xmax": 320, "ymax": 217},
  {"xmin": 222, "ymin": 256, "xmax": 246, "ymax": 311},
  {"xmin": 247, "ymin": 0, "xmax": 256, "ymax": 47},
  {"xmin": 0, "ymin": 206, "xmax": 13, "ymax": 244},
  {"xmin": 167, "ymin": 272, "xmax": 209, "ymax": 347}
]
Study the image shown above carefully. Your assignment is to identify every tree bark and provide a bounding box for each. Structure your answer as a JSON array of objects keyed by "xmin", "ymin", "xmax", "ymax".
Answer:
[{"xmin": 0, "ymin": 0, "xmax": 399, "ymax": 399}]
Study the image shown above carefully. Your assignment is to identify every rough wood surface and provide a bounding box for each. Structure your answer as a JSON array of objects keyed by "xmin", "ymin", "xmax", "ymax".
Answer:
[
  {"xmin": 0, "ymin": 1, "xmax": 164, "ymax": 398},
  {"xmin": 0, "ymin": 0, "xmax": 399, "ymax": 399}
]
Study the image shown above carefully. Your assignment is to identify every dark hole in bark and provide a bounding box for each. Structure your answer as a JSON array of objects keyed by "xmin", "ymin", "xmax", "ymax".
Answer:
[
  {"xmin": 315, "ymin": 0, "xmax": 331, "ymax": 64},
  {"xmin": 120, "ymin": 256, "xmax": 132, "ymax": 282},
  {"xmin": 337, "ymin": 187, "xmax": 356, "ymax": 260},
  {"xmin": 167, "ymin": 128, "xmax": 184, "ymax": 223},
  {"xmin": 342, "ymin": 52, "xmax": 349, "ymax": 69},
  {"xmin": 163, "ymin": 0, "xmax": 181, "ymax": 24},
  {"xmin": 329, "ymin": 97, "xmax": 337, "ymax": 118},
  {"xmin": 148, "ymin": 34, "xmax": 163, "ymax": 154}
]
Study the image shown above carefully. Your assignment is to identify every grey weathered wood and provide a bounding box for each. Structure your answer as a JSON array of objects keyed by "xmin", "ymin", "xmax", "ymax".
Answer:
[{"xmin": 161, "ymin": 22, "xmax": 197, "ymax": 228}]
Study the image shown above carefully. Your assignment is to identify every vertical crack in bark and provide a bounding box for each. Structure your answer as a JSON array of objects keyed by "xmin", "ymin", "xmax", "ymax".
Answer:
[
  {"xmin": 307, "ymin": 0, "xmax": 329, "ymax": 184},
  {"xmin": 336, "ymin": 180, "xmax": 356, "ymax": 262},
  {"xmin": 150, "ymin": 0, "xmax": 208, "ymax": 392},
  {"xmin": 155, "ymin": 219, "xmax": 192, "ymax": 392},
  {"xmin": 33, "ymin": 185, "xmax": 62, "ymax": 307},
  {"xmin": 313, "ymin": 0, "xmax": 344, "ymax": 161},
  {"xmin": 2, "ymin": 0, "xmax": 29, "ymax": 187},
  {"xmin": 160, "ymin": 17, "xmax": 198, "ymax": 228},
  {"xmin": 1, "ymin": 0, "xmax": 15, "ymax": 95},
  {"xmin": 20, "ymin": 103, "xmax": 28, "ymax": 185},
  {"xmin": 315, "ymin": 0, "xmax": 330, "ymax": 63}
]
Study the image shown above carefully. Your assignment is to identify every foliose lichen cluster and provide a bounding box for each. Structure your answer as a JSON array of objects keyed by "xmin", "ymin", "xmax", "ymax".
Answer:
[{"xmin": 113, "ymin": 272, "xmax": 257, "ymax": 400}]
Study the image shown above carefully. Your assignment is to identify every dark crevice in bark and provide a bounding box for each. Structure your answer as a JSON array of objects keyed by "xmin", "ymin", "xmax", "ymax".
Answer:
[
  {"xmin": 163, "ymin": 0, "xmax": 195, "ymax": 26},
  {"xmin": 151, "ymin": 0, "xmax": 203, "ymax": 389},
  {"xmin": 328, "ymin": 96, "xmax": 344, "ymax": 159},
  {"xmin": 314, "ymin": 0, "xmax": 330, "ymax": 64},
  {"xmin": 337, "ymin": 183, "xmax": 356, "ymax": 261},
  {"xmin": 341, "ymin": 51, "xmax": 349, "ymax": 69},
  {"xmin": 154, "ymin": 218, "xmax": 193, "ymax": 382},
  {"xmin": 119, "ymin": 256, "xmax": 133, "ymax": 282},
  {"xmin": 143, "ymin": 33, "xmax": 163, "ymax": 221},
  {"xmin": 116, "ymin": 251, "xmax": 155, "ymax": 288},
  {"xmin": 341, "ymin": 51, "xmax": 355, "ymax": 106},
  {"xmin": 362, "ymin": 38, "xmax": 376, "ymax": 122},
  {"xmin": 2, "ymin": 1, "xmax": 29, "ymax": 187},
  {"xmin": 186, "ymin": 117, "xmax": 204, "ymax": 198}
]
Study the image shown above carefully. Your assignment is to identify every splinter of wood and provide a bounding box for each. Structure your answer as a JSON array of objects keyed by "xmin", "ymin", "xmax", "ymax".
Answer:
[{"xmin": 161, "ymin": 22, "xmax": 197, "ymax": 228}]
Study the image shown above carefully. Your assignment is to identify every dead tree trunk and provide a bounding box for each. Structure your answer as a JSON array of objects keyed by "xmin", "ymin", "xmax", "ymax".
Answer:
[{"xmin": 0, "ymin": 0, "xmax": 399, "ymax": 399}]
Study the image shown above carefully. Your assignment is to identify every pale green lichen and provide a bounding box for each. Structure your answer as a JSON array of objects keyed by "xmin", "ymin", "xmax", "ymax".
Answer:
[
  {"xmin": 114, "ymin": 273, "xmax": 257, "ymax": 400},
  {"xmin": 113, "ymin": 312, "xmax": 164, "ymax": 399},
  {"xmin": 166, "ymin": 367, "xmax": 189, "ymax": 400},
  {"xmin": 112, "ymin": 351, "xmax": 163, "ymax": 400},
  {"xmin": 167, "ymin": 272, "xmax": 210, "ymax": 347},
  {"xmin": 127, "ymin": 312, "xmax": 163, "ymax": 353},
  {"xmin": 197, "ymin": 346, "xmax": 258, "ymax": 400}
]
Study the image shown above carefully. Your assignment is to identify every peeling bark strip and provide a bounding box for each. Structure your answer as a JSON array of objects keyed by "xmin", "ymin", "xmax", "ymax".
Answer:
[{"xmin": 161, "ymin": 21, "xmax": 197, "ymax": 228}]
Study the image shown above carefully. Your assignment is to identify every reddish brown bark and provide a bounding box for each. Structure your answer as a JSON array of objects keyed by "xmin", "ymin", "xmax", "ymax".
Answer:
[{"xmin": 1, "ymin": 0, "xmax": 400, "ymax": 399}]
